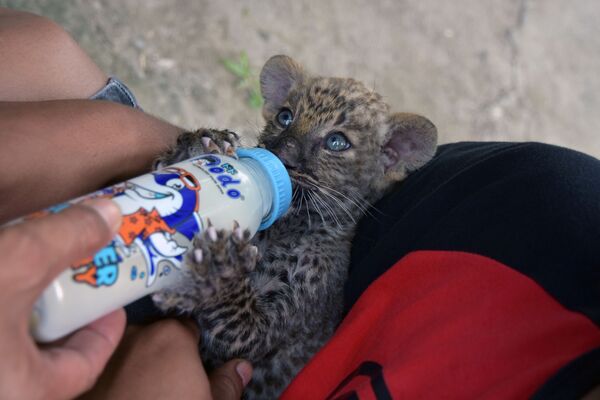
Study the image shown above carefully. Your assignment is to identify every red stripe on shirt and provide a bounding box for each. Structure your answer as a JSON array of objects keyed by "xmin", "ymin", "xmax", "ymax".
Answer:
[{"xmin": 282, "ymin": 251, "xmax": 600, "ymax": 399}]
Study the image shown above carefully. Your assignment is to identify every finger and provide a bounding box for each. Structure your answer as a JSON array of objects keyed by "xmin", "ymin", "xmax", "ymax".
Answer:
[
  {"xmin": 177, "ymin": 317, "xmax": 201, "ymax": 341},
  {"xmin": 40, "ymin": 308, "xmax": 126, "ymax": 399},
  {"xmin": 209, "ymin": 359, "xmax": 253, "ymax": 400},
  {"xmin": 0, "ymin": 198, "xmax": 121, "ymax": 294}
]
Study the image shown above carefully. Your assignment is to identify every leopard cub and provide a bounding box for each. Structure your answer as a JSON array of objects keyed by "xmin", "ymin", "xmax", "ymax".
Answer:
[{"xmin": 155, "ymin": 55, "xmax": 438, "ymax": 398}]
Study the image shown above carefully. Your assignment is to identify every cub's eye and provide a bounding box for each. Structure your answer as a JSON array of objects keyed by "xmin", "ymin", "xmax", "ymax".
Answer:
[
  {"xmin": 276, "ymin": 108, "xmax": 294, "ymax": 128},
  {"xmin": 325, "ymin": 131, "xmax": 351, "ymax": 151}
]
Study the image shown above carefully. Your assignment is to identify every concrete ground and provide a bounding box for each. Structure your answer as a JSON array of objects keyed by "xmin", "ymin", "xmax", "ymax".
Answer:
[{"xmin": 4, "ymin": 0, "xmax": 600, "ymax": 157}]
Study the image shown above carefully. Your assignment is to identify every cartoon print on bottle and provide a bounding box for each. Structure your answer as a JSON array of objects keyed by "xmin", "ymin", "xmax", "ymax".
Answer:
[{"xmin": 71, "ymin": 167, "xmax": 202, "ymax": 288}]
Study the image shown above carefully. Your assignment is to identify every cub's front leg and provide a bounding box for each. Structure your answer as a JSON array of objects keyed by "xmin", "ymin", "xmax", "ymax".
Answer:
[
  {"xmin": 155, "ymin": 128, "xmax": 241, "ymax": 168},
  {"xmin": 154, "ymin": 226, "xmax": 292, "ymax": 363}
]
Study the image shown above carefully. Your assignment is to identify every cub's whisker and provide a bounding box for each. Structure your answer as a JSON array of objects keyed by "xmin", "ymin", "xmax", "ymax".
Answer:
[
  {"xmin": 307, "ymin": 192, "xmax": 326, "ymax": 226},
  {"xmin": 312, "ymin": 191, "xmax": 342, "ymax": 229}
]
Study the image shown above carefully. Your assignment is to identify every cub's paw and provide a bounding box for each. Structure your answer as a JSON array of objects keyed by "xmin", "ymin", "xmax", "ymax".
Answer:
[
  {"xmin": 188, "ymin": 220, "xmax": 258, "ymax": 295},
  {"xmin": 153, "ymin": 220, "xmax": 258, "ymax": 313},
  {"xmin": 154, "ymin": 128, "xmax": 241, "ymax": 168}
]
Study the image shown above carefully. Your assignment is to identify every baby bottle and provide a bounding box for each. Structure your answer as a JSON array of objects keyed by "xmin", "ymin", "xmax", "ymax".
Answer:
[{"xmin": 29, "ymin": 148, "xmax": 291, "ymax": 342}]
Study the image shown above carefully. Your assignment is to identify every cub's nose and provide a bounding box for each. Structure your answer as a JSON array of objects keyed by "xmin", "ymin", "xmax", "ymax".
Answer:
[{"xmin": 267, "ymin": 136, "xmax": 301, "ymax": 170}]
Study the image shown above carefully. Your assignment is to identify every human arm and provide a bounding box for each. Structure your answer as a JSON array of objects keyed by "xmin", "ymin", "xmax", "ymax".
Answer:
[{"xmin": 0, "ymin": 100, "xmax": 183, "ymax": 223}]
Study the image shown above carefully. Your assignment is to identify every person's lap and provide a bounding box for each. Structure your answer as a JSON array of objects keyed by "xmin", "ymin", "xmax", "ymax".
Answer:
[
  {"xmin": 124, "ymin": 138, "xmax": 600, "ymax": 396},
  {"xmin": 342, "ymin": 141, "xmax": 600, "ymax": 398},
  {"xmin": 0, "ymin": 8, "xmax": 107, "ymax": 101}
]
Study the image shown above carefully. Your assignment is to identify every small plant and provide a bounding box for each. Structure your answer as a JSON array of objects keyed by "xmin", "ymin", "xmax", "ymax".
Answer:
[{"xmin": 222, "ymin": 52, "xmax": 263, "ymax": 109}]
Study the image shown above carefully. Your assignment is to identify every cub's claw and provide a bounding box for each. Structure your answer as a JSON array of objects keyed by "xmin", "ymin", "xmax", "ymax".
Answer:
[
  {"xmin": 207, "ymin": 225, "xmax": 218, "ymax": 241},
  {"xmin": 201, "ymin": 137, "xmax": 221, "ymax": 154},
  {"xmin": 233, "ymin": 220, "xmax": 243, "ymax": 240},
  {"xmin": 154, "ymin": 128, "xmax": 242, "ymax": 168},
  {"xmin": 194, "ymin": 248, "xmax": 203, "ymax": 264},
  {"xmin": 199, "ymin": 129, "xmax": 240, "ymax": 159}
]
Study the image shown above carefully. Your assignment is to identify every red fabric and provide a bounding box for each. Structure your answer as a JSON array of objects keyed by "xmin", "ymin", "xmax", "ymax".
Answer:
[{"xmin": 281, "ymin": 251, "xmax": 600, "ymax": 399}]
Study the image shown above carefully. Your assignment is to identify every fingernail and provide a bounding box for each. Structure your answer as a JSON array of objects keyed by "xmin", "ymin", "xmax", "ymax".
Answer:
[
  {"xmin": 236, "ymin": 361, "xmax": 253, "ymax": 386},
  {"xmin": 207, "ymin": 226, "xmax": 217, "ymax": 241},
  {"xmin": 85, "ymin": 199, "xmax": 122, "ymax": 232}
]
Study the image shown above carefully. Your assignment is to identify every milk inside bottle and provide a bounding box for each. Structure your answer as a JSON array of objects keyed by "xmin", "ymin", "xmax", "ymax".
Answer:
[{"xmin": 29, "ymin": 148, "xmax": 291, "ymax": 342}]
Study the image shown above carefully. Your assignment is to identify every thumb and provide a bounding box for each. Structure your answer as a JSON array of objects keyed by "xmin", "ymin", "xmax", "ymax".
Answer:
[
  {"xmin": 209, "ymin": 359, "xmax": 253, "ymax": 400},
  {"xmin": 6, "ymin": 198, "xmax": 121, "ymax": 294}
]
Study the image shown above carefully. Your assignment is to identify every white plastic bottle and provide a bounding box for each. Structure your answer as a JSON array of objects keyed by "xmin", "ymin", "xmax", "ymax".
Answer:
[{"xmin": 30, "ymin": 148, "xmax": 291, "ymax": 342}]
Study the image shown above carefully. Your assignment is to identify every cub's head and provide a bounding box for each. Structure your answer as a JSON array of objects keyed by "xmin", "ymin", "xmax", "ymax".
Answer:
[{"xmin": 258, "ymin": 55, "xmax": 437, "ymax": 219}]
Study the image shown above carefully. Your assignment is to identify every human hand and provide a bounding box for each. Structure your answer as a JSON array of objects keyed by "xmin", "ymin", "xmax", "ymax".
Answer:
[
  {"xmin": 0, "ymin": 199, "xmax": 126, "ymax": 400},
  {"xmin": 79, "ymin": 319, "xmax": 253, "ymax": 400}
]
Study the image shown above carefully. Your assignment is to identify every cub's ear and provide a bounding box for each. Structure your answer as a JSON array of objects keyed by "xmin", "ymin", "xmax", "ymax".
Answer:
[
  {"xmin": 260, "ymin": 55, "xmax": 305, "ymax": 119},
  {"xmin": 382, "ymin": 113, "xmax": 438, "ymax": 177}
]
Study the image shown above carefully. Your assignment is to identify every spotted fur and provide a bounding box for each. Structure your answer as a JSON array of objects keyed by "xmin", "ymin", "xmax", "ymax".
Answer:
[{"xmin": 154, "ymin": 55, "xmax": 438, "ymax": 398}]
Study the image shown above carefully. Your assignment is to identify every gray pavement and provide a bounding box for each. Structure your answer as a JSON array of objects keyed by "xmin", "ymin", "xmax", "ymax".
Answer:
[{"xmin": 4, "ymin": 0, "xmax": 600, "ymax": 157}]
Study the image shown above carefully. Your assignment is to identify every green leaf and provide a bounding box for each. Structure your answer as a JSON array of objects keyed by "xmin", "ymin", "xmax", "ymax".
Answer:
[
  {"xmin": 239, "ymin": 51, "xmax": 249, "ymax": 70},
  {"xmin": 222, "ymin": 52, "xmax": 263, "ymax": 109},
  {"xmin": 249, "ymin": 89, "xmax": 264, "ymax": 108},
  {"xmin": 222, "ymin": 58, "xmax": 247, "ymax": 78},
  {"xmin": 236, "ymin": 79, "xmax": 248, "ymax": 90}
]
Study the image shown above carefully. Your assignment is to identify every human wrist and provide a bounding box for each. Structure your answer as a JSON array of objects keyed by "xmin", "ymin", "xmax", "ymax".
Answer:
[{"xmin": 90, "ymin": 101, "xmax": 183, "ymax": 180}]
